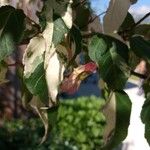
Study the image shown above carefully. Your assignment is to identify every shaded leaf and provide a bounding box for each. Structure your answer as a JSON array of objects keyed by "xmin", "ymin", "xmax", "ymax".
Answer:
[
  {"xmin": 69, "ymin": 25, "xmax": 82, "ymax": 57},
  {"xmin": 23, "ymin": 35, "xmax": 45, "ymax": 77},
  {"xmin": 130, "ymin": 35, "xmax": 150, "ymax": 63},
  {"xmin": 88, "ymin": 34, "xmax": 129, "ymax": 90},
  {"xmin": 141, "ymin": 81, "xmax": 150, "ymax": 145},
  {"xmin": 121, "ymin": 12, "xmax": 135, "ymax": 28},
  {"xmin": 134, "ymin": 24, "xmax": 150, "ymax": 39},
  {"xmin": 73, "ymin": 5, "xmax": 90, "ymax": 29},
  {"xmin": 102, "ymin": 91, "xmax": 132, "ymax": 149},
  {"xmin": 0, "ymin": 6, "xmax": 25, "ymax": 62},
  {"xmin": 30, "ymin": 96, "xmax": 49, "ymax": 144}
]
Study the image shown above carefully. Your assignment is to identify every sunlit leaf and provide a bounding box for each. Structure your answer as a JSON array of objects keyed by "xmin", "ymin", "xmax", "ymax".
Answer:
[
  {"xmin": 30, "ymin": 96, "xmax": 49, "ymax": 144},
  {"xmin": 53, "ymin": 18, "xmax": 69, "ymax": 46},
  {"xmin": 88, "ymin": 34, "xmax": 129, "ymax": 90},
  {"xmin": 46, "ymin": 51, "xmax": 65, "ymax": 107},
  {"xmin": 103, "ymin": 0, "xmax": 131, "ymax": 35},
  {"xmin": 23, "ymin": 35, "xmax": 48, "ymax": 102}
]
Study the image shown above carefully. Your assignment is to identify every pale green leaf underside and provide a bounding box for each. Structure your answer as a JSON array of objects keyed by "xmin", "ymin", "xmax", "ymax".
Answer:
[{"xmin": 102, "ymin": 91, "xmax": 132, "ymax": 150}]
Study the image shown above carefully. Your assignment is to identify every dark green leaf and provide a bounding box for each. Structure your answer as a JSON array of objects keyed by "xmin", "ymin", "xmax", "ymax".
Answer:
[
  {"xmin": 70, "ymin": 25, "xmax": 82, "ymax": 56},
  {"xmin": 119, "ymin": 12, "xmax": 135, "ymax": 31},
  {"xmin": 102, "ymin": 91, "xmax": 132, "ymax": 150},
  {"xmin": 88, "ymin": 34, "xmax": 129, "ymax": 90},
  {"xmin": 74, "ymin": 6, "xmax": 90, "ymax": 29},
  {"xmin": 134, "ymin": 24, "xmax": 150, "ymax": 39},
  {"xmin": 130, "ymin": 36, "xmax": 150, "ymax": 63},
  {"xmin": 0, "ymin": 6, "xmax": 25, "ymax": 62},
  {"xmin": 141, "ymin": 81, "xmax": 150, "ymax": 145}
]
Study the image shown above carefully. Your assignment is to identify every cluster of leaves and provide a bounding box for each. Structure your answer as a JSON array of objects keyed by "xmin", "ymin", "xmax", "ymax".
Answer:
[
  {"xmin": 0, "ymin": 0, "xmax": 150, "ymax": 149},
  {"xmin": 0, "ymin": 97, "xmax": 105, "ymax": 150}
]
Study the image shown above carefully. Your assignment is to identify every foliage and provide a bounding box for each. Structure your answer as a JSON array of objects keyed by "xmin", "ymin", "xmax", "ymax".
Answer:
[
  {"xmin": 0, "ymin": 0, "xmax": 150, "ymax": 149},
  {"xmin": 0, "ymin": 97, "xmax": 105, "ymax": 150}
]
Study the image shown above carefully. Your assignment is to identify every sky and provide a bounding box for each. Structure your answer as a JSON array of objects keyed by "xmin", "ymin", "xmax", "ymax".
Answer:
[{"xmin": 90, "ymin": 0, "xmax": 150, "ymax": 23}]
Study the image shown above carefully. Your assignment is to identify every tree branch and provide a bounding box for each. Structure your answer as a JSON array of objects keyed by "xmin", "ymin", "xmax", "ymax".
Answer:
[
  {"xmin": 132, "ymin": 12, "xmax": 150, "ymax": 29},
  {"xmin": 131, "ymin": 70, "xmax": 147, "ymax": 79},
  {"xmin": 80, "ymin": 11, "xmax": 106, "ymax": 29},
  {"xmin": 88, "ymin": 11, "xmax": 106, "ymax": 24}
]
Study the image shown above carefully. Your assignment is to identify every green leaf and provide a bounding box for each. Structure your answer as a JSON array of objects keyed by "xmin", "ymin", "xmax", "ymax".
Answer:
[
  {"xmin": 53, "ymin": 0, "xmax": 73, "ymax": 28},
  {"xmin": 120, "ymin": 12, "xmax": 135, "ymax": 30},
  {"xmin": 45, "ymin": 51, "xmax": 65, "ymax": 107},
  {"xmin": 23, "ymin": 35, "xmax": 48, "ymax": 103},
  {"xmin": 70, "ymin": 25, "xmax": 82, "ymax": 56},
  {"xmin": 24, "ymin": 63, "xmax": 48, "ymax": 102},
  {"xmin": 0, "ymin": 6, "xmax": 25, "ymax": 62},
  {"xmin": 53, "ymin": 18, "xmax": 69, "ymax": 46},
  {"xmin": 102, "ymin": 91, "xmax": 132, "ymax": 150},
  {"xmin": 141, "ymin": 81, "xmax": 150, "ymax": 145},
  {"xmin": 88, "ymin": 34, "xmax": 129, "ymax": 90},
  {"xmin": 130, "ymin": 36, "xmax": 150, "ymax": 63}
]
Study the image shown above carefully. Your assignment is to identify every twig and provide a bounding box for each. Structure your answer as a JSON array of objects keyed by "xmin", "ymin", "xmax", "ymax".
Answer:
[
  {"xmin": 131, "ymin": 70, "xmax": 147, "ymax": 79},
  {"xmin": 118, "ymin": 12, "xmax": 150, "ymax": 35},
  {"xmin": 80, "ymin": 11, "xmax": 106, "ymax": 29},
  {"xmin": 132, "ymin": 12, "xmax": 150, "ymax": 29},
  {"xmin": 88, "ymin": 11, "xmax": 106, "ymax": 24}
]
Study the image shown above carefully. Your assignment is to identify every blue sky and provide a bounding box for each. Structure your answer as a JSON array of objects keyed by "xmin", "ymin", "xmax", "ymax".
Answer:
[{"xmin": 90, "ymin": 0, "xmax": 150, "ymax": 22}]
